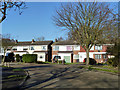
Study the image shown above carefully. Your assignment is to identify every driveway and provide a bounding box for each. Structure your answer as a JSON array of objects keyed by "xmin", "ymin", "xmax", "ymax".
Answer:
[{"xmin": 10, "ymin": 63, "xmax": 118, "ymax": 89}]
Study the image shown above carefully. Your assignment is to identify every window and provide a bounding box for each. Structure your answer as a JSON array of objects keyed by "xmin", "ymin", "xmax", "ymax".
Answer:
[
  {"xmin": 74, "ymin": 45, "xmax": 80, "ymax": 50},
  {"xmin": 103, "ymin": 55, "xmax": 107, "ymax": 59},
  {"xmin": 95, "ymin": 54, "xmax": 102, "ymax": 59},
  {"xmin": 31, "ymin": 47, "xmax": 34, "ymax": 50},
  {"xmin": 73, "ymin": 55, "xmax": 79, "ymax": 59},
  {"xmin": 40, "ymin": 55, "xmax": 44, "ymax": 59},
  {"xmin": 12, "ymin": 48, "xmax": 17, "ymax": 51},
  {"xmin": 42, "ymin": 46, "xmax": 46, "ymax": 50},
  {"xmin": 23, "ymin": 48, "xmax": 28, "ymax": 51},
  {"xmin": 7, "ymin": 49, "xmax": 11, "ymax": 51},
  {"xmin": 67, "ymin": 46, "xmax": 72, "ymax": 51},
  {"xmin": 53, "ymin": 46, "xmax": 59, "ymax": 51},
  {"xmin": 95, "ymin": 46, "xmax": 102, "ymax": 50}
]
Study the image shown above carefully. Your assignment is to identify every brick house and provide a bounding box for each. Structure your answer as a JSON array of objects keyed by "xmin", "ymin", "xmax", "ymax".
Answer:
[
  {"xmin": 52, "ymin": 40, "xmax": 80, "ymax": 63},
  {"xmin": 6, "ymin": 39, "xmax": 53, "ymax": 62},
  {"xmin": 79, "ymin": 44, "xmax": 111, "ymax": 63},
  {"xmin": 52, "ymin": 40, "xmax": 112, "ymax": 63}
]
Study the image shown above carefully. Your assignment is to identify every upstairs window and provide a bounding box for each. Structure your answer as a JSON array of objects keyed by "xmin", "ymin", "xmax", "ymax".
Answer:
[
  {"xmin": 74, "ymin": 45, "xmax": 80, "ymax": 50},
  {"xmin": 67, "ymin": 46, "xmax": 72, "ymax": 51},
  {"xmin": 31, "ymin": 47, "xmax": 34, "ymax": 50},
  {"xmin": 95, "ymin": 46, "xmax": 102, "ymax": 50},
  {"xmin": 42, "ymin": 46, "xmax": 46, "ymax": 50},
  {"xmin": 53, "ymin": 46, "xmax": 59, "ymax": 51},
  {"xmin": 23, "ymin": 48, "xmax": 28, "ymax": 51}
]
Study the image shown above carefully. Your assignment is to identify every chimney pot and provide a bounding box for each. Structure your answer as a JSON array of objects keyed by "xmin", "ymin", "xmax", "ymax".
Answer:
[
  {"xmin": 32, "ymin": 39, "xmax": 35, "ymax": 43},
  {"xmin": 15, "ymin": 40, "xmax": 18, "ymax": 43},
  {"xmin": 55, "ymin": 38, "xmax": 58, "ymax": 42}
]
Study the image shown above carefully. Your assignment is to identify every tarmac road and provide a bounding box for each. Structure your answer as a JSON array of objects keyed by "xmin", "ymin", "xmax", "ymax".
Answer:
[{"xmin": 9, "ymin": 63, "xmax": 118, "ymax": 89}]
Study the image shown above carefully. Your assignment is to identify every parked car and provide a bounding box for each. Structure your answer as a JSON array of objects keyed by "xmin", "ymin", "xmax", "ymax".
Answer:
[
  {"xmin": 53, "ymin": 56, "xmax": 61, "ymax": 63},
  {"xmin": 83, "ymin": 58, "xmax": 96, "ymax": 65}
]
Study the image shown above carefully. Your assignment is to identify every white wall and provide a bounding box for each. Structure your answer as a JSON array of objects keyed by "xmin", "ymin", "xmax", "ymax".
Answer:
[
  {"xmin": 14, "ymin": 52, "xmax": 28, "ymax": 56},
  {"xmin": 58, "ymin": 53, "xmax": 71, "ymax": 62},
  {"xmin": 53, "ymin": 45, "xmax": 80, "ymax": 51},
  {"xmin": 17, "ymin": 46, "xmax": 23, "ymax": 51},
  {"xmin": 59, "ymin": 46, "xmax": 67, "ymax": 51},
  {"xmin": 12, "ymin": 45, "xmax": 48, "ymax": 51},
  {"xmin": 34, "ymin": 52, "xmax": 46, "ymax": 62},
  {"xmin": 90, "ymin": 46, "xmax": 94, "ymax": 50}
]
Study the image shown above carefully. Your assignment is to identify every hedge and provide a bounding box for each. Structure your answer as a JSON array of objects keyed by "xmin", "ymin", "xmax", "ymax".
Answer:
[{"xmin": 22, "ymin": 54, "xmax": 37, "ymax": 63}]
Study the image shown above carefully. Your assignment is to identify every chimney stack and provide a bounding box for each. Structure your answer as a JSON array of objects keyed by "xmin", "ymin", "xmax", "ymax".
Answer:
[
  {"xmin": 32, "ymin": 39, "xmax": 35, "ymax": 43},
  {"xmin": 15, "ymin": 40, "xmax": 18, "ymax": 44},
  {"xmin": 55, "ymin": 38, "xmax": 58, "ymax": 42}
]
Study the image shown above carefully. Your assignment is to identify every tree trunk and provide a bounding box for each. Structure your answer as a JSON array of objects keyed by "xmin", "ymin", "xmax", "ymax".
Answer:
[
  {"xmin": 2, "ymin": 52, "xmax": 6, "ymax": 66},
  {"xmin": 2, "ymin": 56, "xmax": 5, "ymax": 66},
  {"xmin": 86, "ymin": 49, "xmax": 89, "ymax": 65},
  {"xmin": 2, "ymin": 49, "xmax": 6, "ymax": 66}
]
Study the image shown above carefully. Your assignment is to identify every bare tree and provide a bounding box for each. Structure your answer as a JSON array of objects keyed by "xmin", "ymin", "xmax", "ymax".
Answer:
[
  {"xmin": 53, "ymin": 2, "xmax": 118, "ymax": 65},
  {"xmin": 0, "ymin": 0, "xmax": 26, "ymax": 23},
  {"xmin": 1, "ymin": 34, "xmax": 15, "ymax": 66},
  {"xmin": 34, "ymin": 36, "xmax": 45, "ymax": 41}
]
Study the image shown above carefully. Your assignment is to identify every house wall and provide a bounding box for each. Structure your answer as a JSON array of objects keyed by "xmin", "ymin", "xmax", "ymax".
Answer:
[
  {"xmin": 5, "ymin": 45, "xmax": 50, "ymax": 62},
  {"xmin": 52, "ymin": 45, "xmax": 80, "ymax": 63},
  {"xmin": 13, "ymin": 45, "xmax": 48, "ymax": 51},
  {"xmin": 33, "ymin": 52, "xmax": 46, "ymax": 62}
]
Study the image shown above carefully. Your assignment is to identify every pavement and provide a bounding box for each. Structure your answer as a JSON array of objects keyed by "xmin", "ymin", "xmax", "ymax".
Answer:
[{"xmin": 4, "ymin": 63, "xmax": 119, "ymax": 89}]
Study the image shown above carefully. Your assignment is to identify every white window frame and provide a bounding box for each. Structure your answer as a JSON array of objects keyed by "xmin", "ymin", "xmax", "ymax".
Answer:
[
  {"xmin": 53, "ymin": 46, "xmax": 59, "ymax": 51},
  {"xmin": 66, "ymin": 46, "xmax": 72, "ymax": 51},
  {"xmin": 95, "ymin": 46, "xmax": 102, "ymax": 50},
  {"xmin": 31, "ymin": 47, "xmax": 34, "ymax": 50},
  {"xmin": 95, "ymin": 54, "xmax": 102, "ymax": 59}
]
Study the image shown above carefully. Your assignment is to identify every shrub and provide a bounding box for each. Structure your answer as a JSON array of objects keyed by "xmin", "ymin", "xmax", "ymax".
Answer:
[
  {"xmin": 16, "ymin": 54, "xmax": 20, "ymax": 62},
  {"xmin": 22, "ymin": 54, "xmax": 37, "ymax": 63},
  {"xmin": 107, "ymin": 56, "xmax": 118, "ymax": 67},
  {"xmin": 7, "ymin": 52, "xmax": 15, "ymax": 62},
  {"xmin": 84, "ymin": 58, "xmax": 96, "ymax": 65}
]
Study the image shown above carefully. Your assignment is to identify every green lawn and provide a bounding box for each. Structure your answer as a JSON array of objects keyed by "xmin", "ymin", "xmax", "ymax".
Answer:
[{"xmin": 78, "ymin": 65, "xmax": 119, "ymax": 74}]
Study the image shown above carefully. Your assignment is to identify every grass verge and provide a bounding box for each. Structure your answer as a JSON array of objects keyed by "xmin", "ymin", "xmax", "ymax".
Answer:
[
  {"xmin": 78, "ymin": 65, "xmax": 119, "ymax": 74},
  {"xmin": 12, "ymin": 68, "xmax": 25, "ymax": 72},
  {"xmin": 7, "ymin": 75, "xmax": 26, "ymax": 79}
]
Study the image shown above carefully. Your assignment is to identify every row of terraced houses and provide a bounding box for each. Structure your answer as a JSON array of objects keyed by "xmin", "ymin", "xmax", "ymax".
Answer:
[{"xmin": 0, "ymin": 39, "xmax": 113, "ymax": 63}]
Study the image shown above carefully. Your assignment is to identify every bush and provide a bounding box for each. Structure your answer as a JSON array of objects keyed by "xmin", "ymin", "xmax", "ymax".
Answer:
[
  {"xmin": 84, "ymin": 58, "xmax": 96, "ymax": 65},
  {"xmin": 107, "ymin": 56, "xmax": 118, "ymax": 67},
  {"xmin": 7, "ymin": 52, "xmax": 15, "ymax": 62},
  {"xmin": 16, "ymin": 54, "xmax": 20, "ymax": 62},
  {"xmin": 22, "ymin": 54, "xmax": 37, "ymax": 63}
]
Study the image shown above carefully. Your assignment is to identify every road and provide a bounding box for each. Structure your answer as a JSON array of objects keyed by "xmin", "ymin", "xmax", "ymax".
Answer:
[{"xmin": 10, "ymin": 63, "xmax": 118, "ymax": 89}]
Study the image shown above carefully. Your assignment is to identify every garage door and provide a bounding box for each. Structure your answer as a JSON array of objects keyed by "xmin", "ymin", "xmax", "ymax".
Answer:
[{"xmin": 64, "ymin": 56, "xmax": 71, "ymax": 63}]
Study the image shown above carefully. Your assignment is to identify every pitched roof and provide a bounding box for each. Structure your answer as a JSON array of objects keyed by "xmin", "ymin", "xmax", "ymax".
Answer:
[
  {"xmin": 52, "ymin": 40, "xmax": 79, "ymax": 45},
  {"xmin": 15, "ymin": 41, "xmax": 53, "ymax": 46}
]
